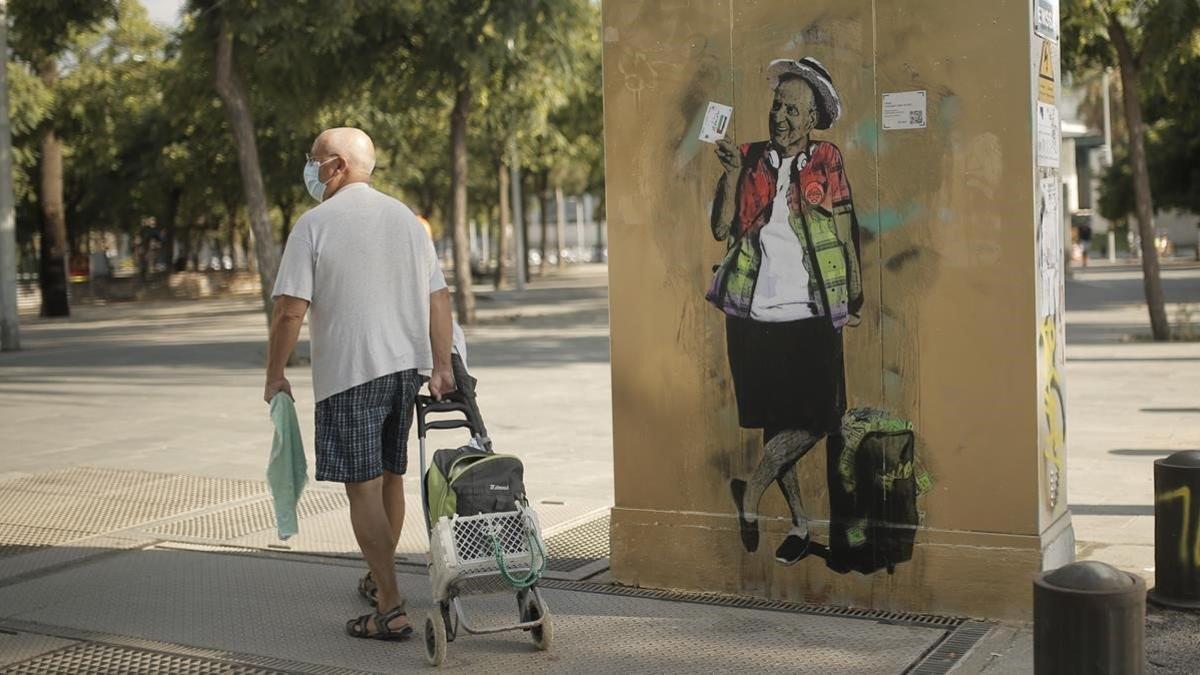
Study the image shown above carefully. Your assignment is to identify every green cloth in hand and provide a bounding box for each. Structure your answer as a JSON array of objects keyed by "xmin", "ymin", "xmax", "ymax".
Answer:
[{"xmin": 268, "ymin": 393, "xmax": 307, "ymax": 540}]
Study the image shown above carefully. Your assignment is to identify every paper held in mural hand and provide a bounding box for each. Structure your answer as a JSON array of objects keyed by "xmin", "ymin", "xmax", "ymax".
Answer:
[
  {"xmin": 699, "ymin": 101, "xmax": 733, "ymax": 144},
  {"xmin": 706, "ymin": 56, "xmax": 924, "ymax": 576}
]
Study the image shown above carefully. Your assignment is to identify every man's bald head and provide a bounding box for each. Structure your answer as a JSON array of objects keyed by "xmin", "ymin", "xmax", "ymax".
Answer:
[{"xmin": 312, "ymin": 127, "xmax": 376, "ymax": 177}]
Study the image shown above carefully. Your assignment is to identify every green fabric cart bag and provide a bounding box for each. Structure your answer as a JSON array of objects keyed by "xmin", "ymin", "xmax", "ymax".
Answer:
[{"xmin": 267, "ymin": 393, "xmax": 307, "ymax": 540}]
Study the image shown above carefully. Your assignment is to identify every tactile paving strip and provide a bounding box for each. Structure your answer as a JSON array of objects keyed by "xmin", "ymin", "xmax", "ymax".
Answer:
[
  {"xmin": 0, "ymin": 642, "xmax": 284, "ymax": 675},
  {"xmin": 0, "ymin": 525, "xmax": 93, "ymax": 559},
  {"xmin": 543, "ymin": 513, "xmax": 609, "ymax": 572},
  {"xmin": 0, "ymin": 467, "xmax": 267, "ymax": 557},
  {"xmin": 149, "ymin": 491, "xmax": 349, "ymax": 540}
]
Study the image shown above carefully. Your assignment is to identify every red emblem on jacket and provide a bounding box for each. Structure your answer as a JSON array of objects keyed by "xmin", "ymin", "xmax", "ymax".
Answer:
[{"xmin": 804, "ymin": 182, "xmax": 825, "ymax": 205}]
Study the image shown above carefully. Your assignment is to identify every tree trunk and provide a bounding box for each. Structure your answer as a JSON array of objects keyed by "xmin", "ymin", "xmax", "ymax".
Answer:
[
  {"xmin": 538, "ymin": 172, "xmax": 549, "ymax": 276},
  {"xmin": 449, "ymin": 78, "xmax": 476, "ymax": 324},
  {"xmin": 0, "ymin": 0, "xmax": 20, "ymax": 349},
  {"xmin": 1110, "ymin": 15, "xmax": 1170, "ymax": 340},
  {"xmin": 212, "ymin": 15, "xmax": 279, "ymax": 322},
  {"xmin": 519, "ymin": 170, "xmax": 531, "ymax": 282},
  {"xmin": 162, "ymin": 187, "xmax": 182, "ymax": 272},
  {"xmin": 279, "ymin": 201, "xmax": 295, "ymax": 244},
  {"xmin": 554, "ymin": 184, "xmax": 566, "ymax": 268},
  {"xmin": 495, "ymin": 159, "xmax": 510, "ymax": 290},
  {"xmin": 36, "ymin": 58, "xmax": 69, "ymax": 318}
]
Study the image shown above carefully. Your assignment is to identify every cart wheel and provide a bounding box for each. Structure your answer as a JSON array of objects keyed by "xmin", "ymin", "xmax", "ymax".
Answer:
[
  {"xmin": 424, "ymin": 610, "xmax": 447, "ymax": 666},
  {"xmin": 440, "ymin": 601, "xmax": 456, "ymax": 643},
  {"xmin": 524, "ymin": 596, "xmax": 553, "ymax": 651}
]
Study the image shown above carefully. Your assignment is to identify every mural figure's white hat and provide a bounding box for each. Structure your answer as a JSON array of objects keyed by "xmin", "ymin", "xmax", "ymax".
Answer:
[{"xmin": 767, "ymin": 57, "xmax": 842, "ymax": 130}]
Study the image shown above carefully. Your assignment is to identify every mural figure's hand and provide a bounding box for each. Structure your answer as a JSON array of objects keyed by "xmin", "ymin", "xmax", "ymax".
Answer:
[{"xmin": 715, "ymin": 138, "xmax": 741, "ymax": 175}]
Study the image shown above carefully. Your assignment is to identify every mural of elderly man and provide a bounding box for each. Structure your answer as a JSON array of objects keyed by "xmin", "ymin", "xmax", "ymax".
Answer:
[{"xmin": 707, "ymin": 57, "xmax": 863, "ymax": 565}]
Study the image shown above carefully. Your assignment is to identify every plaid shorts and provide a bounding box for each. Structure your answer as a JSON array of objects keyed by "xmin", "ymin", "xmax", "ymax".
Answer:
[{"xmin": 314, "ymin": 370, "xmax": 422, "ymax": 483}]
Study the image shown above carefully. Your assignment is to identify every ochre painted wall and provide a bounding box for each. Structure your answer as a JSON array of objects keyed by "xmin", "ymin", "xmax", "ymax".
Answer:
[{"xmin": 603, "ymin": 0, "xmax": 1072, "ymax": 620}]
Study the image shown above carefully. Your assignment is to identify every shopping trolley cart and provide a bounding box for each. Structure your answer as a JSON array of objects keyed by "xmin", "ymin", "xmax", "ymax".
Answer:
[{"xmin": 416, "ymin": 360, "xmax": 553, "ymax": 666}]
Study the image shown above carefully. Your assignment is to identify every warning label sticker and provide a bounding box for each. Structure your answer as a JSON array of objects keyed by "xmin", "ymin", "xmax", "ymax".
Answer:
[{"xmin": 1038, "ymin": 39, "xmax": 1056, "ymax": 104}]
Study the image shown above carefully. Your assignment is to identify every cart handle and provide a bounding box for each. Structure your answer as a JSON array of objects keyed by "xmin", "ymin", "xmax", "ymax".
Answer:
[{"xmin": 416, "ymin": 394, "xmax": 485, "ymax": 440}]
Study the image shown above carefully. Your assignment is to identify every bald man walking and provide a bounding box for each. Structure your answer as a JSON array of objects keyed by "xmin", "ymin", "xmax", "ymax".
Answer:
[{"xmin": 265, "ymin": 127, "xmax": 454, "ymax": 640}]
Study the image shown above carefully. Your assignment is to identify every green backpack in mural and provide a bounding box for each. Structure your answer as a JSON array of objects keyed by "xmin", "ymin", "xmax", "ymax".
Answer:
[{"xmin": 825, "ymin": 408, "xmax": 931, "ymax": 575}]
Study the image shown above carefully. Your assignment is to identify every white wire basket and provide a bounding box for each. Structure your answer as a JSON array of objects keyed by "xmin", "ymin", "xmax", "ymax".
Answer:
[{"xmin": 429, "ymin": 505, "xmax": 545, "ymax": 601}]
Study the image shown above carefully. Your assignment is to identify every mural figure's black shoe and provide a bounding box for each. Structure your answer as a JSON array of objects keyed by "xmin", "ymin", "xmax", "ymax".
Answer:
[
  {"xmin": 729, "ymin": 479, "xmax": 759, "ymax": 553},
  {"xmin": 775, "ymin": 532, "xmax": 811, "ymax": 566}
]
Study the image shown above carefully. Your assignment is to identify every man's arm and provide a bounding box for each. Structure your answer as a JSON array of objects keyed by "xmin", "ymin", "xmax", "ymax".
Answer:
[
  {"xmin": 428, "ymin": 288, "xmax": 454, "ymax": 400},
  {"xmin": 711, "ymin": 139, "xmax": 741, "ymax": 241},
  {"xmin": 834, "ymin": 207, "xmax": 863, "ymax": 325},
  {"xmin": 264, "ymin": 295, "xmax": 310, "ymax": 403}
]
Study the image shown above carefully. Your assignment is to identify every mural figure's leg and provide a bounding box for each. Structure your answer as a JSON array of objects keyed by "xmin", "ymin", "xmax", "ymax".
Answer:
[
  {"xmin": 731, "ymin": 428, "xmax": 815, "ymax": 554},
  {"xmin": 774, "ymin": 435, "xmax": 822, "ymax": 565},
  {"xmin": 776, "ymin": 466, "xmax": 807, "ymax": 527}
]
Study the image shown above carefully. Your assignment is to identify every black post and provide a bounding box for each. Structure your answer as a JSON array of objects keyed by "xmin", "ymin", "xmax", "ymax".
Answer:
[
  {"xmin": 1148, "ymin": 450, "xmax": 1200, "ymax": 609},
  {"xmin": 1034, "ymin": 561, "xmax": 1145, "ymax": 674}
]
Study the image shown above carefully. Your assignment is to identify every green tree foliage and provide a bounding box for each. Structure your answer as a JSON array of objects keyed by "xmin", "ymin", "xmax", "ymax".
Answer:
[
  {"xmin": 6, "ymin": 0, "xmax": 604, "ymax": 321},
  {"xmin": 1061, "ymin": 0, "xmax": 1200, "ymax": 340},
  {"xmin": 9, "ymin": 0, "xmax": 118, "ymax": 316}
]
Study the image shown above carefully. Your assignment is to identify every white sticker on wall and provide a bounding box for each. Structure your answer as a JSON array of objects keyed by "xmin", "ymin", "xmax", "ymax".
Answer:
[
  {"xmin": 882, "ymin": 91, "xmax": 927, "ymax": 130},
  {"xmin": 1035, "ymin": 0, "xmax": 1059, "ymax": 43},
  {"xmin": 1037, "ymin": 102, "xmax": 1060, "ymax": 168},
  {"xmin": 1038, "ymin": 175, "xmax": 1062, "ymax": 319},
  {"xmin": 698, "ymin": 102, "xmax": 733, "ymax": 144}
]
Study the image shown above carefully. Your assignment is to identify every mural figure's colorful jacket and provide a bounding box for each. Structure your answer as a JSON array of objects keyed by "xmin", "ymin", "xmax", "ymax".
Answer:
[{"xmin": 707, "ymin": 140, "xmax": 863, "ymax": 328}]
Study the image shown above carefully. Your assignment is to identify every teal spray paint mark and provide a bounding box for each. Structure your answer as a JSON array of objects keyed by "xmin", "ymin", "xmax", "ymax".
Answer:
[
  {"xmin": 850, "ymin": 116, "xmax": 882, "ymax": 153},
  {"xmin": 861, "ymin": 203, "xmax": 921, "ymax": 235},
  {"xmin": 675, "ymin": 108, "xmax": 710, "ymax": 170},
  {"xmin": 935, "ymin": 94, "xmax": 961, "ymax": 130}
]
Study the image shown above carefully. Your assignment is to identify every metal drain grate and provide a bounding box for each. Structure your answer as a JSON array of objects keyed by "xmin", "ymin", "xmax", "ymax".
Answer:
[
  {"xmin": 544, "ymin": 513, "xmax": 609, "ymax": 572},
  {"xmin": 0, "ymin": 619, "xmax": 372, "ymax": 675},
  {"xmin": 538, "ymin": 579, "xmax": 965, "ymax": 630},
  {"xmin": 149, "ymin": 491, "xmax": 349, "ymax": 541},
  {"xmin": 0, "ymin": 642, "xmax": 284, "ymax": 675},
  {"xmin": 906, "ymin": 621, "xmax": 994, "ymax": 674}
]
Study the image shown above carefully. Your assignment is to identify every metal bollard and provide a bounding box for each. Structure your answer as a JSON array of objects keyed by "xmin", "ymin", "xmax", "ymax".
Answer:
[
  {"xmin": 1148, "ymin": 450, "xmax": 1200, "ymax": 609},
  {"xmin": 1034, "ymin": 561, "xmax": 1145, "ymax": 674}
]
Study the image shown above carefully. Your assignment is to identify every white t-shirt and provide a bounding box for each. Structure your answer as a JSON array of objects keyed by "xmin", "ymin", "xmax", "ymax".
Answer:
[
  {"xmin": 272, "ymin": 182, "xmax": 447, "ymax": 402},
  {"xmin": 751, "ymin": 154, "xmax": 815, "ymax": 322}
]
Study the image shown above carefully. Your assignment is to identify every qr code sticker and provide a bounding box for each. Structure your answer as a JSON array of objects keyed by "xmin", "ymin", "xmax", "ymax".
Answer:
[{"xmin": 909, "ymin": 110, "xmax": 925, "ymax": 126}]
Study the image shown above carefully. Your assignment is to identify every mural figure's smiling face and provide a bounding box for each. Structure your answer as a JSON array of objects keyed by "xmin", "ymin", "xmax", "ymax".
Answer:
[{"xmin": 769, "ymin": 78, "xmax": 818, "ymax": 156}]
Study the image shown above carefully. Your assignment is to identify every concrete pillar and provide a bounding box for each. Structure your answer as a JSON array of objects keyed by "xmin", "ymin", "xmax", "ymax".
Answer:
[{"xmin": 602, "ymin": 0, "xmax": 1071, "ymax": 620}]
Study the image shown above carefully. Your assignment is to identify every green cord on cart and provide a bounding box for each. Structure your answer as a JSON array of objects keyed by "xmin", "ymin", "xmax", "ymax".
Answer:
[{"xmin": 489, "ymin": 519, "xmax": 546, "ymax": 589}]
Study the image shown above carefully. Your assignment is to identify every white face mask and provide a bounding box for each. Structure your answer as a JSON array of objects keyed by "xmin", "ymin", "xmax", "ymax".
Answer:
[{"xmin": 303, "ymin": 157, "xmax": 334, "ymax": 203}]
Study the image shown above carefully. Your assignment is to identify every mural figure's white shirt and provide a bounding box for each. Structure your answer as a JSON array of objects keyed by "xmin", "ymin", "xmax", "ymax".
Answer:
[
  {"xmin": 751, "ymin": 153, "xmax": 815, "ymax": 322},
  {"xmin": 272, "ymin": 183, "xmax": 448, "ymax": 402}
]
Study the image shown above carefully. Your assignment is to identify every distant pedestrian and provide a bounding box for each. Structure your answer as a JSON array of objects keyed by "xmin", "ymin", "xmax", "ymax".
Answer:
[
  {"xmin": 264, "ymin": 127, "xmax": 454, "ymax": 641},
  {"xmin": 1078, "ymin": 221, "xmax": 1092, "ymax": 267}
]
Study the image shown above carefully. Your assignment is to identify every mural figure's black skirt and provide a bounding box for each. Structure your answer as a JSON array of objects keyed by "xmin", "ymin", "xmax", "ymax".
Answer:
[{"xmin": 725, "ymin": 314, "xmax": 845, "ymax": 434}]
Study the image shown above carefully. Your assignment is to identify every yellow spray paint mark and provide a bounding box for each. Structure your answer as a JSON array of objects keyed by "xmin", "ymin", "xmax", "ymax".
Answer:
[
  {"xmin": 1157, "ymin": 486, "xmax": 1200, "ymax": 570},
  {"xmin": 1039, "ymin": 317, "xmax": 1066, "ymax": 510}
]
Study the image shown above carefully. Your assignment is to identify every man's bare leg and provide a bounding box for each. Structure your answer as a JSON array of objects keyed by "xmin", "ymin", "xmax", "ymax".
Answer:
[
  {"xmin": 345, "ymin": 476, "xmax": 408, "ymax": 633},
  {"xmin": 382, "ymin": 470, "xmax": 406, "ymax": 551}
]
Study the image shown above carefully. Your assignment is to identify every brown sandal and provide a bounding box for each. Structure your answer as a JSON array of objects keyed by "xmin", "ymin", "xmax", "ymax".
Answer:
[
  {"xmin": 346, "ymin": 603, "xmax": 412, "ymax": 641},
  {"xmin": 357, "ymin": 572, "xmax": 378, "ymax": 607}
]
